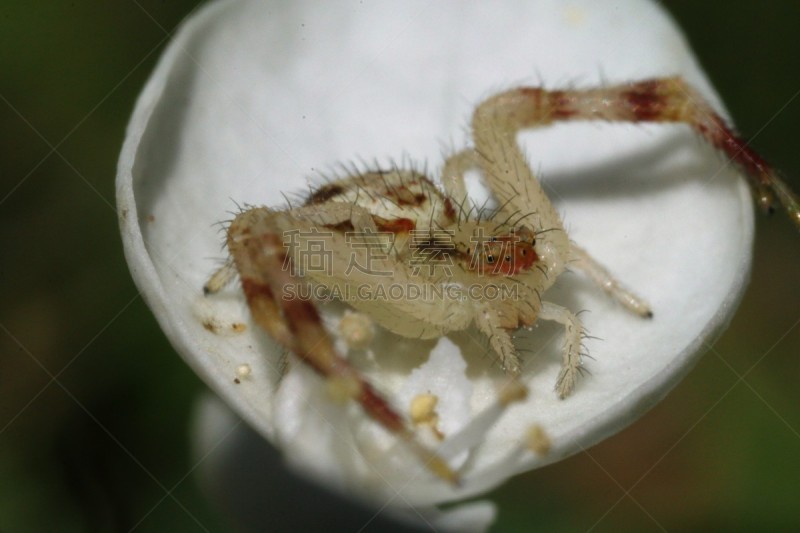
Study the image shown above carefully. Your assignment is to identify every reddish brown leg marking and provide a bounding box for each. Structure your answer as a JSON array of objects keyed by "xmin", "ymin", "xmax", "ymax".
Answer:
[
  {"xmin": 480, "ymin": 77, "xmax": 800, "ymax": 229},
  {"xmin": 228, "ymin": 213, "xmax": 458, "ymax": 484}
]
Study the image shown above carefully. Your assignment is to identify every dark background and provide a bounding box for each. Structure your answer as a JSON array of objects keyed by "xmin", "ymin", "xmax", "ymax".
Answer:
[{"xmin": 1, "ymin": 1, "xmax": 799, "ymax": 531}]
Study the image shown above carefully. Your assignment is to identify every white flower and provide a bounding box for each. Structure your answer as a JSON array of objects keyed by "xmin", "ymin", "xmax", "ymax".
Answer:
[{"xmin": 117, "ymin": 0, "xmax": 753, "ymax": 530}]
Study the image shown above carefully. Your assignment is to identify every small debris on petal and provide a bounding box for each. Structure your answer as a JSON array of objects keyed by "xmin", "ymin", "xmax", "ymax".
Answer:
[
  {"xmin": 410, "ymin": 393, "xmax": 437, "ymax": 423},
  {"xmin": 193, "ymin": 297, "xmax": 248, "ymax": 335},
  {"xmin": 499, "ymin": 379, "xmax": 528, "ymax": 406},
  {"xmin": 236, "ymin": 364, "xmax": 252, "ymax": 379},
  {"xmin": 526, "ymin": 424, "xmax": 551, "ymax": 456}
]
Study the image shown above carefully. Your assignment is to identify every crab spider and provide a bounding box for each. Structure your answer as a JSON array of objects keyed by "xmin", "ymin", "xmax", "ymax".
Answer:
[{"xmin": 205, "ymin": 76, "xmax": 799, "ymax": 483}]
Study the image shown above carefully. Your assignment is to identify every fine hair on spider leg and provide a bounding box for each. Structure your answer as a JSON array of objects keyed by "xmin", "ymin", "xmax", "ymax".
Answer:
[{"xmin": 205, "ymin": 75, "xmax": 800, "ymax": 481}]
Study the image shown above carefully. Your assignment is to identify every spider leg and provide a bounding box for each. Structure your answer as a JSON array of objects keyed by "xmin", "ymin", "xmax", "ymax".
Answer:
[
  {"xmin": 475, "ymin": 306, "xmax": 521, "ymax": 375},
  {"xmin": 221, "ymin": 206, "xmax": 459, "ymax": 484},
  {"xmin": 204, "ymin": 257, "xmax": 237, "ymax": 295},
  {"xmin": 538, "ymin": 301, "xmax": 584, "ymax": 399},
  {"xmin": 569, "ymin": 242, "xmax": 653, "ymax": 318},
  {"xmin": 471, "ymin": 89, "xmax": 571, "ymax": 254},
  {"xmin": 441, "ymin": 148, "xmax": 477, "ymax": 207},
  {"xmin": 476, "ymin": 77, "xmax": 800, "ymax": 230}
]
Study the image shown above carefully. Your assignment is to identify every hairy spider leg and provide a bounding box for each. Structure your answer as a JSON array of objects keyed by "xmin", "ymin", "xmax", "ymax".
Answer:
[
  {"xmin": 482, "ymin": 77, "xmax": 799, "ymax": 229},
  {"xmin": 450, "ymin": 85, "xmax": 582, "ymax": 395},
  {"xmin": 569, "ymin": 243, "xmax": 653, "ymax": 318},
  {"xmin": 222, "ymin": 206, "xmax": 459, "ymax": 484},
  {"xmin": 441, "ymin": 146, "xmax": 653, "ymax": 320},
  {"xmin": 437, "ymin": 75, "xmax": 800, "ymax": 395},
  {"xmin": 538, "ymin": 302, "xmax": 584, "ymax": 398},
  {"xmin": 441, "ymin": 149, "xmax": 478, "ymax": 207}
]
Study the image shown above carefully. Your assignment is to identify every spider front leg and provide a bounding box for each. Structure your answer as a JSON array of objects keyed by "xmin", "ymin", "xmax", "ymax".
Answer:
[
  {"xmin": 441, "ymin": 149, "xmax": 478, "ymax": 208},
  {"xmin": 474, "ymin": 304, "xmax": 522, "ymax": 376},
  {"xmin": 441, "ymin": 147, "xmax": 654, "ymax": 322},
  {"xmin": 538, "ymin": 302, "xmax": 584, "ymax": 398},
  {"xmin": 478, "ymin": 77, "xmax": 800, "ymax": 230},
  {"xmin": 208, "ymin": 205, "xmax": 459, "ymax": 484},
  {"xmin": 569, "ymin": 243, "xmax": 653, "ymax": 318}
]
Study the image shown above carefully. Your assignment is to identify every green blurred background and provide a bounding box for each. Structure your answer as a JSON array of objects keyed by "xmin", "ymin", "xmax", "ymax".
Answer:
[{"xmin": 1, "ymin": 1, "xmax": 798, "ymax": 531}]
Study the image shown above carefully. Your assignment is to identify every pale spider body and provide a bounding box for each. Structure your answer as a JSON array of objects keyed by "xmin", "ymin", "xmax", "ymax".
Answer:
[
  {"xmin": 206, "ymin": 76, "xmax": 799, "ymax": 483},
  {"xmin": 296, "ymin": 169, "xmax": 551, "ymax": 350}
]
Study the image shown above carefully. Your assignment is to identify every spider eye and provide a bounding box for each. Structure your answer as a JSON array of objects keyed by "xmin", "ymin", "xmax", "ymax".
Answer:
[
  {"xmin": 505, "ymin": 255, "xmax": 511, "ymax": 262},
  {"xmin": 487, "ymin": 255, "xmax": 494, "ymax": 263}
]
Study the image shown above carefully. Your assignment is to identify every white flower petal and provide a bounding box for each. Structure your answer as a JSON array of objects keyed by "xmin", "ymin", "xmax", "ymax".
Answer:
[
  {"xmin": 395, "ymin": 500, "xmax": 497, "ymax": 533},
  {"xmin": 193, "ymin": 393, "xmax": 498, "ymax": 532},
  {"xmin": 119, "ymin": 0, "xmax": 753, "ymax": 519},
  {"xmin": 397, "ymin": 337, "xmax": 473, "ymax": 444}
]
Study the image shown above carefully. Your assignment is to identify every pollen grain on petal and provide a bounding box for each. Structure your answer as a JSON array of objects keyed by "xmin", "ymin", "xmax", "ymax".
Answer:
[
  {"xmin": 526, "ymin": 424, "xmax": 551, "ymax": 456},
  {"xmin": 410, "ymin": 393, "xmax": 445, "ymax": 441},
  {"xmin": 236, "ymin": 363, "xmax": 252, "ymax": 379}
]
